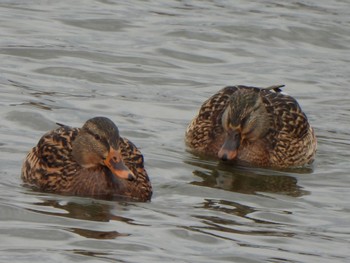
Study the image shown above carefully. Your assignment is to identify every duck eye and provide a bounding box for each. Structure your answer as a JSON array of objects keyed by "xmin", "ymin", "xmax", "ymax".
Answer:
[{"xmin": 94, "ymin": 134, "xmax": 101, "ymax": 141}]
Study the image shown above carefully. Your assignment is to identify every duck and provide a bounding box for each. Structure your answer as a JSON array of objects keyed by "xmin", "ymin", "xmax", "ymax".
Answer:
[
  {"xmin": 185, "ymin": 85, "xmax": 317, "ymax": 168},
  {"xmin": 21, "ymin": 117, "xmax": 152, "ymax": 201}
]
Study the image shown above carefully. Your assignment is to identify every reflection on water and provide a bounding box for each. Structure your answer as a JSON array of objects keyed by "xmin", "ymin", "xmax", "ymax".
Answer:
[
  {"xmin": 192, "ymin": 169, "xmax": 306, "ymax": 197},
  {"xmin": 25, "ymin": 199, "xmax": 138, "ymax": 239},
  {"xmin": 28, "ymin": 199, "xmax": 123, "ymax": 222},
  {"xmin": 187, "ymin": 158, "xmax": 309, "ymax": 197},
  {"xmin": 67, "ymin": 228, "xmax": 126, "ymax": 240}
]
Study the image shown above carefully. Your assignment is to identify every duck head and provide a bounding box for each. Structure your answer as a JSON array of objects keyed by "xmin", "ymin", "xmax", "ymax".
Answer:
[
  {"xmin": 218, "ymin": 90, "xmax": 271, "ymax": 161},
  {"xmin": 72, "ymin": 117, "xmax": 135, "ymax": 181}
]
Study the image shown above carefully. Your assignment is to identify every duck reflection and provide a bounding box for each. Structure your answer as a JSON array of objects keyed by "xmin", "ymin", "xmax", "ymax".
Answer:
[
  {"xmin": 31, "ymin": 199, "xmax": 134, "ymax": 222},
  {"xmin": 191, "ymin": 199, "xmax": 294, "ymax": 238},
  {"xmin": 67, "ymin": 228, "xmax": 128, "ymax": 239},
  {"xmin": 27, "ymin": 198, "xmax": 136, "ymax": 239},
  {"xmin": 186, "ymin": 157, "xmax": 310, "ymax": 197}
]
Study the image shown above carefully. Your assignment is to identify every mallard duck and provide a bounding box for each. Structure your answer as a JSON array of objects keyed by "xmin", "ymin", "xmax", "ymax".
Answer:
[
  {"xmin": 185, "ymin": 85, "xmax": 317, "ymax": 168},
  {"xmin": 22, "ymin": 117, "xmax": 152, "ymax": 201}
]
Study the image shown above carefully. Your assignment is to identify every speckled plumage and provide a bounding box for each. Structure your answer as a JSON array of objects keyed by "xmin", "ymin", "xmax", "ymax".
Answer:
[
  {"xmin": 185, "ymin": 85, "xmax": 317, "ymax": 168},
  {"xmin": 22, "ymin": 117, "xmax": 152, "ymax": 201}
]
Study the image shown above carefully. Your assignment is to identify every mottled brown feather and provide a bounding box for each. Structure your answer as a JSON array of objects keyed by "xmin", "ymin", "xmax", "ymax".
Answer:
[
  {"xmin": 21, "ymin": 123, "xmax": 152, "ymax": 201},
  {"xmin": 185, "ymin": 85, "xmax": 317, "ymax": 168}
]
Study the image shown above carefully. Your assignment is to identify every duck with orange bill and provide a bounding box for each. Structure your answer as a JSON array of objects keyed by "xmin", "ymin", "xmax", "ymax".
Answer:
[{"xmin": 21, "ymin": 117, "xmax": 152, "ymax": 201}]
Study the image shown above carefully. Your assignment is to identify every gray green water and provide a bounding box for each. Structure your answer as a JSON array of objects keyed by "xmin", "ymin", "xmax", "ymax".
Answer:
[{"xmin": 1, "ymin": 1, "xmax": 350, "ymax": 262}]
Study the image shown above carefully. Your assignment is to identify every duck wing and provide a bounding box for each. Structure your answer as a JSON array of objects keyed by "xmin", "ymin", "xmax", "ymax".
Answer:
[
  {"xmin": 118, "ymin": 137, "xmax": 152, "ymax": 201},
  {"xmin": 21, "ymin": 126, "xmax": 80, "ymax": 191},
  {"xmin": 259, "ymin": 88, "xmax": 316, "ymax": 166},
  {"xmin": 260, "ymin": 88, "xmax": 309, "ymax": 138}
]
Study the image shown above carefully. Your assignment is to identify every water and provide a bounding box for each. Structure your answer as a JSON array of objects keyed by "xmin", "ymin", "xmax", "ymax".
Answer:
[{"xmin": 1, "ymin": 0, "xmax": 350, "ymax": 262}]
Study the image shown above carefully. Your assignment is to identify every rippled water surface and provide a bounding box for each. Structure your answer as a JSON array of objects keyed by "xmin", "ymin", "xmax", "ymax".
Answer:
[{"xmin": 1, "ymin": 1, "xmax": 350, "ymax": 262}]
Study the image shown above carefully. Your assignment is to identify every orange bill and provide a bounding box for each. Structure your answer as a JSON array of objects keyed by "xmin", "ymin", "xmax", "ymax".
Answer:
[
  {"xmin": 218, "ymin": 132, "xmax": 241, "ymax": 161},
  {"xmin": 104, "ymin": 148, "xmax": 135, "ymax": 181}
]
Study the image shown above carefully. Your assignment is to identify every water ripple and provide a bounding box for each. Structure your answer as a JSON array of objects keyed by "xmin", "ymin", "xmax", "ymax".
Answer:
[{"xmin": 1, "ymin": 0, "xmax": 350, "ymax": 262}]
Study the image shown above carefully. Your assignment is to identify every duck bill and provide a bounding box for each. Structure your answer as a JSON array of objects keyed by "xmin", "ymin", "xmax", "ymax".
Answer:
[
  {"xmin": 218, "ymin": 131, "xmax": 241, "ymax": 161},
  {"xmin": 104, "ymin": 148, "xmax": 135, "ymax": 181}
]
